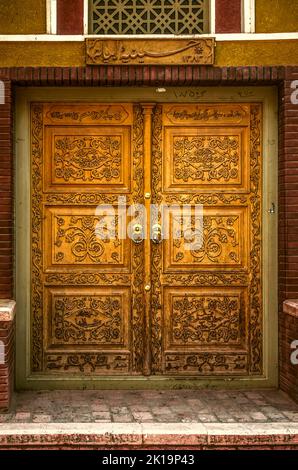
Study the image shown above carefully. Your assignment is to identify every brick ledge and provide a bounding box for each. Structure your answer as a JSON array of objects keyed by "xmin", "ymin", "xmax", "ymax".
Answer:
[
  {"xmin": 0, "ymin": 423, "xmax": 297, "ymax": 449},
  {"xmin": 0, "ymin": 300, "xmax": 16, "ymax": 322},
  {"xmin": 283, "ymin": 300, "xmax": 298, "ymax": 319}
]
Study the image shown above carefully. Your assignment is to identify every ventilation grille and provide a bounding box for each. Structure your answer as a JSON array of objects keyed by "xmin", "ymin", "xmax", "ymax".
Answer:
[{"xmin": 89, "ymin": 0, "xmax": 209, "ymax": 35}]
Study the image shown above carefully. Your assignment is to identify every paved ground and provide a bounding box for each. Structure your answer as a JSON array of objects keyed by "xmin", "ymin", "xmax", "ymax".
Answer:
[{"xmin": 1, "ymin": 389, "xmax": 297, "ymax": 424}]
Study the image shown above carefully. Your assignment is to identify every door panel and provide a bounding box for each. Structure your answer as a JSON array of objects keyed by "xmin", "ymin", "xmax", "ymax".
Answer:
[
  {"xmin": 31, "ymin": 103, "xmax": 145, "ymax": 375},
  {"xmin": 44, "ymin": 126, "xmax": 131, "ymax": 192},
  {"xmin": 30, "ymin": 100, "xmax": 263, "ymax": 380},
  {"xmin": 151, "ymin": 103, "xmax": 262, "ymax": 376},
  {"xmin": 163, "ymin": 206, "xmax": 249, "ymax": 271}
]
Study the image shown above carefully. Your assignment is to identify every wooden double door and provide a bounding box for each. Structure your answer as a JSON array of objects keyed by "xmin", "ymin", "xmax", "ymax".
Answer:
[{"xmin": 30, "ymin": 101, "xmax": 263, "ymax": 378}]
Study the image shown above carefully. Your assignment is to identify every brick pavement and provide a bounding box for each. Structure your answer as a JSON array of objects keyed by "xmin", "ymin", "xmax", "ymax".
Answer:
[{"xmin": 0, "ymin": 389, "xmax": 297, "ymax": 425}]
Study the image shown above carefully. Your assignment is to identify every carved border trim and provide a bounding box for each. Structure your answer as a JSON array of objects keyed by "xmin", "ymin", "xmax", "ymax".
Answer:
[
  {"xmin": 31, "ymin": 104, "xmax": 44, "ymax": 372},
  {"xmin": 151, "ymin": 105, "xmax": 163, "ymax": 373},
  {"xmin": 249, "ymin": 104, "xmax": 263, "ymax": 374},
  {"xmin": 131, "ymin": 104, "xmax": 145, "ymax": 372}
]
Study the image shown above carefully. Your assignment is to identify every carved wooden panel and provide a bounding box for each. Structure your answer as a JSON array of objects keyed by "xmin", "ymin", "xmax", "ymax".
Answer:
[
  {"xmin": 164, "ymin": 288, "xmax": 246, "ymax": 349},
  {"xmin": 164, "ymin": 207, "xmax": 248, "ymax": 271},
  {"xmin": 165, "ymin": 353, "xmax": 248, "ymax": 375},
  {"xmin": 44, "ymin": 207, "xmax": 129, "ymax": 271},
  {"xmin": 152, "ymin": 103, "xmax": 263, "ymax": 377},
  {"xmin": 31, "ymin": 103, "xmax": 145, "ymax": 376},
  {"xmin": 163, "ymin": 104, "xmax": 250, "ymax": 126},
  {"xmin": 44, "ymin": 126, "xmax": 131, "ymax": 192},
  {"xmin": 163, "ymin": 127, "xmax": 249, "ymax": 192},
  {"xmin": 30, "ymin": 100, "xmax": 263, "ymax": 382},
  {"xmin": 45, "ymin": 287, "xmax": 130, "ymax": 348},
  {"xmin": 44, "ymin": 104, "xmax": 132, "ymax": 125}
]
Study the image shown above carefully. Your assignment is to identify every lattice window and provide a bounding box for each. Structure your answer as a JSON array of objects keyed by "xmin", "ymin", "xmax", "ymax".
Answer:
[{"xmin": 89, "ymin": 0, "xmax": 210, "ymax": 35}]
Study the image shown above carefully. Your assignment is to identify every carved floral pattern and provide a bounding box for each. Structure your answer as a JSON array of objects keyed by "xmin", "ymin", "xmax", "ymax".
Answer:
[
  {"xmin": 165, "ymin": 353, "xmax": 247, "ymax": 374},
  {"xmin": 163, "ymin": 272, "xmax": 248, "ymax": 286},
  {"xmin": 46, "ymin": 354, "xmax": 129, "ymax": 372},
  {"xmin": 172, "ymin": 215, "xmax": 240, "ymax": 264},
  {"xmin": 131, "ymin": 105, "xmax": 145, "ymax": 372},
  {"xmin": 31, "ymin": 103, "xmax": 141, "ymax": 376},
  {"xmin": 173, "ymin": 135, "xmax": 240, "ymax": 183},
  {"xmin": 31, "ymin": 105, "xmax": 43, "ymax": 372},
  {"xmin": 171, "ymin": 295, "xmax": 241, "ymax": 345},
  {"xmin": 152, "ymin": 103, "xmax": 262, "ymax": 376},
  {"xmin": 54, "ymin": 135, "xmax": 122, "ymax": 183},
  {"xmin": 30, "ymin": 101, "xmax": 262, "ymax": 379},
  {"xmin": 54, "ymin": 215, "xmax": 121, "ymax": 264},
  {"xmin": 53, "ymin": 295, "xmax": 122, "ymax": 344},
  {"xmin": 249, "ymin": 105, "xmax": 262, "ymax": 374},
  {"xmin": 46, "ymin": 193, "xmax": 128, "ymax": 205},
  {"xmin": 45, "ymin": 273, "xmax": 130, "ymax": 286},
  {"xmin": 165, "ymin": 193, "xmax": 248, "ymax": 205},
  {"xmin": 151, "ymin": 105, "xmax": 163, "ymax": 373}
]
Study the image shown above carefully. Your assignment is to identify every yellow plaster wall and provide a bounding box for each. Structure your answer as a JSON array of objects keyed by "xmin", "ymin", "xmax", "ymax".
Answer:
[
  {"xmin": 0, "ymin": 40, "xmax": 297, "ymax": 67},
  {"xmin": 215, "ymin": 40, "xmax": 298, "ymax": 66},
  {"xmin": 0, "ymin": 0, "xmax": 46, "ymax": 34},
  {"xmin": 256, "ymin": 0, "xmax": 298, "ymax": 33},
  {"xmin": 0, "ymin": 0, "xmax": 297, "ymax": 35}
]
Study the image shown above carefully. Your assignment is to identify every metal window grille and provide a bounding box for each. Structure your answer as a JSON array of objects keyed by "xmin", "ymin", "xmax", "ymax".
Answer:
[{"xmin": 89, "ymin": 0, "xmax": 209, "ymax": 35}]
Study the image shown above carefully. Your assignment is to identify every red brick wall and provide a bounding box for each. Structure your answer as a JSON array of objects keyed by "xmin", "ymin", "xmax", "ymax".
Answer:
[
  {"xmin": 0, "ymin": 318, "xmax": 14, "ymax": 410},
  {"xmin": 280, "ymin": 312, "xmax": 298, "ymax": 402},
  {"xmin": 0, "ymin": 80, "xmax": 13, "ymax": 300},
  {"xmin": 279, "ymin": 68, "xmax": 298, "ymax": 401}
]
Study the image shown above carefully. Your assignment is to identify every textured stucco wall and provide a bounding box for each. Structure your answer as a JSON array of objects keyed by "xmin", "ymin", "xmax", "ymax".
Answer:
[
  {"xmin": 0, "ymin": 1, "xmax": 297, "ymax": 35},
  {"xmin": 256, "ymin": 0, "xmax": 298, "ymax": 33},
  {"xmin": 0, "ymin": 0, "xmax": 297, "ymax": 35},
  {"xmin": 0, "ymin": 0, "xmax": 46, "ymax": 34},
  {"xmin": 0, "ymin": 1, "xmax": 296, "ymax": 66},
  {"xmin": 0, "ymin": 41, "xmax": 297, "ymax": 67}
]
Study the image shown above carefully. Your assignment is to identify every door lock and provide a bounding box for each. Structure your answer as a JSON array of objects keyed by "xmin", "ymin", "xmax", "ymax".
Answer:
[
  {"xmin": 151, "ymin": 223, "xmax": 163, "ymax": 244},
  {"xmin": 131, "ymin": 223, "xmax": 144, "ymax": 244}
]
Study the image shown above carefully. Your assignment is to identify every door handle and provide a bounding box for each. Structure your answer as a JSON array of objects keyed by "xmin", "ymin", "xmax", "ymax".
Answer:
[
  {"xmin": 152, "ymin": 223, "xmax": 163, "ymax": 244},
  {"xmin": 131, "ymin": 223, "xmax": 144, "ymax": 244}
]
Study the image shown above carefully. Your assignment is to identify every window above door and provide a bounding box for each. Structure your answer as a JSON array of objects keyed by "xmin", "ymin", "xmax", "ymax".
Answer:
[{"xmin": 89, "ymin": 0, "xmax": 209, "ymax": 35}]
